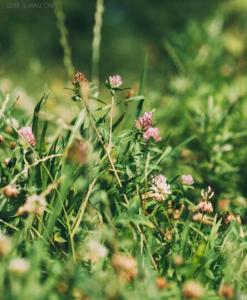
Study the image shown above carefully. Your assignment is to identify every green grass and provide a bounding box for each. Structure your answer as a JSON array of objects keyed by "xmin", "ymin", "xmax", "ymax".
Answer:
[{"xmin": 0, "ymin": 1, "xmax": 247, "ymax": 299}]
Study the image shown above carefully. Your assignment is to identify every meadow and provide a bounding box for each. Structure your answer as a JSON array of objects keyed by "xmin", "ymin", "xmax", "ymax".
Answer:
[{"xmin": 0, "ymin": 0, "xmax": 247, "ymax": 299}]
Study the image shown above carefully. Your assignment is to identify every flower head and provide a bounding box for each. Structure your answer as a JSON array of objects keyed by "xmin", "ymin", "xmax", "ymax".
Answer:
[
  {"xmin": 136, "ymin": 112, "xmax": 153, "ymax": 131},
  {"xmin": 151, "ymin": 175, "xmax": 171, "ymax": 201},
  {"xmin": 197, "ymin": 201, "xmax": 213, "ymax": 213},
  {"xmin": 86, "ymin": 240, "xmax": 108, "ymax": 263},
  {"xmin": 17, "ymin": 195, "xmax": 47, "ymax": 216},
  {"xmin": 182, "ymin": 280, "xmax": 204, "ymax": 299},
  {"xmin": 225, "ymin": 214, "xmax": 241, "ymax": 225},
  {"xmin": 156, "ymin": 277, "xmax": 168, "ymax": 289},
  {"xmin": 18, "ymin": 127, "xmax": 36, "ymax": 147},
  {"xmin": 181, "ymin": 174, "xmax": 194, "ymax": 186},
  {"xmin": 143, "ymin": 127, "xmax": 161, "ymax": 142},
  {"xmin": 112, "ymin": 254, "xmax": 138, "ymax": 281},
  {"xmin": 2, "ymin": 184, "xmax": 19, "ymax": 198},
  {"xmin": 9, "ymin": 258, "xmax": 30, "ymax": 276},
  {"xmin": 106, "ymin": 75, "xmax": 123, "ymax": 89}
]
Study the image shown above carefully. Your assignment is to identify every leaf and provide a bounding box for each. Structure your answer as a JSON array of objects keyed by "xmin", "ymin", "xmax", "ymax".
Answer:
[
  {"xmin": 136, "ymin": 54, "xmax": 148, "ymax": 118},
  {"xmin": 32, "ymin": 93, "xmax": 48, "ymax": 137},
  {"xmin": 122, "ymin": 95, "xmax": 145, "ymax": 104},
  {"xmin": 112, "ymin": 112, "xmax": 125, "ymax": 132}
]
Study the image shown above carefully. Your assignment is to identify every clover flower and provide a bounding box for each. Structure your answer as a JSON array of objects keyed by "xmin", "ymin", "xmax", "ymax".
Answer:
[
  {"xmin": 136, "ymin": 112, "xmax": 153, "ymax": 131},
  {"xmin": 86, "ymin": 240, "xmax": 108, "ymax": 263},
  {"xmin": 9, "ymin": 258, "xmax": 30, "ymax": 276},
  {"xmin": 196, "ymin": 186, "xmax": 214, "ymax": 213},
  {"xmin": 182, "ymin": 280, "xmax": 204, "ymax": 299},
  {"xmin": 0, "ymin": 234, "xmax": 11, "ymax": 256},
  {"xmin": 17, "ymin": 195, "xmax": 47, "ymax": 216},
  {"xmin": 2, "ymin": 184, "xmax": 19, "ymax": 198},
  {"xmin": 151, "ymin": 175, "xmax": 171, "ymax": 201},
  {"xmin": 112, "ymin": 254, "xmax": 138, "ymax": 281},
  {"xmin": 156, "ymin": 277, "xmax": 168, "ymax": 289},
  {"xmin": 18, "ymin": 127, "xmax": 36, "ymax": 147},
  {"xmin": 106, "ymin": 75, "xmax": 123, "ymax": 89},
  {"xmin": 197, "ymin": 201, "xmax": 213, "ymax": 213},
  {"xmin": 181, "ymin": 174, "xmax": 194, "ymax": 186},
  {"xmin": 225, "ymin": 214, "xmax": 241, "ymax": 225},
  {"xmin": 143, "ymin": 127, "xmax": 161, "ymax": 142}
]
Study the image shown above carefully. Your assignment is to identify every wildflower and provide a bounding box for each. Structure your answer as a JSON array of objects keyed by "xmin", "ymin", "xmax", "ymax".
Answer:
[
  {"xmin": 143, "ymin": 127, "xmax": 161, "ymax": 142},
  {"xmin": 112, "ymin": 254, "xmax": 138, "ymax": 281},
  {"xmin": 156, "ymin": 277, "xmax": 168, "ymax": 289},
  {"xmin": 106, "ymin": 75, "xmax": 123, "ymax": 89},
  {"xmin": 18, "ymin": 127, "xmax": 36, "ymax": 147},
  {"xmin": 9, "ymin": 258, "xmax": 30, "ymax": 276},
  {"xmin": 181, "ymin": 174, "xmax": 194, "ymax": 186},
  {"xmin": 135, "ymin": 112, "xmax": 153, "ymax": 131},
  {"xmin": 225, "ymin": 214, "xmax": 241, "ymax": 225},
  {"xmin": 2, "ymin": 184, "xmax": 19, "ymax": 198},
  {"xmin": 86, "ymin": 240, "xmax": 108, "ymax": 263},
  {"xmin": 0, "ymin": 234, "xmax": 11, "ymax": 256},
  {"xmin": 17, "ymin": 195, "xmax": 47, "ymax": 216},
  {"xmin": 152, "ymin": 175, "xmax": 171, "ymax": 201},
  {"xmin": 182, "ymin": 280, "xmax": 204, "ymax": 299},
  {"xmin": 72, "ymin": 71, "xmax": 88, "ymax": 86},
  {"xmin": 197, "ymin": 186, "xmax": 214, "ymax": 213},
  {"xmin": 197, "ymin": 201, "xmax": 213, "ymax": 213},
  {"xmin": 219, "ymin": 284, "xmax": 234, "ymax": 299}
]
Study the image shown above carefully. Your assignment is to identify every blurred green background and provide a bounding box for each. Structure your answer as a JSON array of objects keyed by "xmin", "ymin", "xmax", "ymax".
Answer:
[{"xmin": 2, "ymin": 0, "xmax": 246, "ymax": 94}]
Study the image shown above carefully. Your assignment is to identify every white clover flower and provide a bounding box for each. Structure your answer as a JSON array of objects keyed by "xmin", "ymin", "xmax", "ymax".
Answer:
[
  {"xmin": 86, "ymin": 239, "xmax": 108, "ymax": 263},
  {"xmin": 151, "ymin": 175, "xmax": 171, "ymax": 201}
]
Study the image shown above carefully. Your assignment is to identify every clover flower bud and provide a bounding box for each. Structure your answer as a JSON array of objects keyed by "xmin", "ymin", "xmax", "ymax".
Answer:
[{"xmin": 181, "ymin": 174, "xmax": 194, "ymax": 186}]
